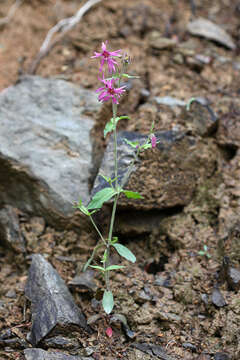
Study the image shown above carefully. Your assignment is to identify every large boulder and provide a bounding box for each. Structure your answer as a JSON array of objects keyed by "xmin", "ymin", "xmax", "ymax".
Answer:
[{"xmin": 0, "ymin": 76, "xmax": 100, "ymax": 228}]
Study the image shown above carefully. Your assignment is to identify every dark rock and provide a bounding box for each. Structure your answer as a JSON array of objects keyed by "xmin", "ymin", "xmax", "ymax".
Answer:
[
  {"xmin": 217, "ymin": 256, "xmax": 240, "ymax": 291},
  {"xmin": 0, "ymin": 76, "xmax": 100, "ymax": 228},
  {"xmin": 211, "ymin": 287, "xmax": 227, "ymax": 307},
  {"xmin": 0, "ymin": 205, "xmax": 25, "ymax": 253},
  {"xmin": 69, "ymin": 270, "xmax": 97, "ymax": 292},
  {"xmin": 183, "ymin": 97, "xmax": 218, "ymax": 136},
  {"xmin": 43, "ymin": 335, "xmax": 80, "ymax": 350},
  {"xmin": 227, "ymin": 266, "xmax": 240, "ymax": 291},
  {"xmin": 187, "ymin": 18, "xmax": 236, "ymax": 50},
  {"xmin": 132, "ymin": 342, "xmax": 175, "ymax": 359},
  {"xmin": 154, "ymin": 275, "xmax": 171, "ymax": 288},
  {"xmin": 182, "ymin": 342, "xmax": 197, "ymax": 352},
  {"xmin": 25, "ymin": 254, "xmax": 92, "ymax": 346},
  {"xmin": 24, "ymin": 348, "xmax": 94, "ymax": 360},
  {"xmin": 217, "ymin": 106, "xmax": 240, "ymax": 148},
  {"xmin": 214, "ymin": 352, "xmax": 230, "ymax": 360},
  {"xmin": 0, "ymin": 337, "xmax": 28, "ymax": 350},
  {"xmin": 110, "ymin": 313, "xmax": 135, "ymax": 339},
  {"xmin": 92, "ymin": 130, "xmax": 218, "ymax": 221}
]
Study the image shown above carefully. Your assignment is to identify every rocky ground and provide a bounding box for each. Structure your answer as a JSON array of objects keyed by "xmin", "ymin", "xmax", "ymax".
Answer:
[{"xmin": 0, "ymin": 0, "xmax": 240, "ymax": 359}]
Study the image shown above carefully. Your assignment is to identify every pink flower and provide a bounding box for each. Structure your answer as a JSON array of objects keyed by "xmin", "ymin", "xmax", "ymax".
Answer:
[
  {"xmin": 91, "ymin": 41, "xmax": 122, "ymax": 73},
  {"xmin": 106, "ymin": 327, "xmax": 113, "ymax": 338},
  {"xmin": 151, "ymin": 134, "xmax": 157, "ymax": 148},
  {"xmin": 96, "ymin": 77, "xmax": 126, "ymax": 104}
]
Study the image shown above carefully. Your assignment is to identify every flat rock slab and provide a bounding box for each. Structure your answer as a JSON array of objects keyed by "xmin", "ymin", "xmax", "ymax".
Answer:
[
  {"xmin": 0, "ymin": 75, "xmax": 100, "ymax": 227},
  {"xmin": 92, "ymin": 130, "xmax": 218, "ymax": 211},
  {"xmin": 24, "ymin": 348, "xmax": 93, "ymax": 360},
  {"xmin": 25, "ymin": 254, "xmax": 92, "ymax": 346},
  {"xmin": 187, "ymin": 17, "xmax": 236, "ymax": 50}
]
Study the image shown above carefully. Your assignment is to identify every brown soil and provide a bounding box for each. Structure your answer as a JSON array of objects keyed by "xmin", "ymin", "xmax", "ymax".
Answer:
[{"xmin": 1, "ymin": 0, "xmax": 240, "ymax": 359}]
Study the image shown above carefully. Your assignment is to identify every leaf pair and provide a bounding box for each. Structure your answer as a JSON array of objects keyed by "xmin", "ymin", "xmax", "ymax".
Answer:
[
  {"xmin": 104, "ymin": 116, "xmax": 130, "ymax": 138},
  {"xmin": 87, "ymin": 187, "xmax": 143, "ymax": 210}
]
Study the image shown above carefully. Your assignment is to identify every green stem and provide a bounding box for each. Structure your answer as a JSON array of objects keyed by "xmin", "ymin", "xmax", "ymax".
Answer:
[
  {"xmin": 104, "ymin": 101, "xmax": 119, "ymax": 291},
  {"xmin": 83, "ymin": 242, "xmax": 104, "ymax": 272},
  {"xmin": 89, "ymin": 214, "xmax": 106, "ymax": 246}
]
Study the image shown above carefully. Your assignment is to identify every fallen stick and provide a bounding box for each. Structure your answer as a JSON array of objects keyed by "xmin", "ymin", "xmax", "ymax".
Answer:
[
  {"xmin": 28, "ymin": 0, "xmax": 102, "ymax": 75},
  {"xmin": 0, "ymin": 0, "xmax": 23, "ymax": 28}
]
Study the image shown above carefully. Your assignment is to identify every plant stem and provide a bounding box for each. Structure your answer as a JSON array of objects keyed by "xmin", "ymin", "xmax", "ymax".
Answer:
[
  {"xmin": 89, "ymin": 214, "xmax": 106, "ymax": 246},
  {"xmin": 104, "ymin": 102, "xmax": 119, "ymax": 291}
]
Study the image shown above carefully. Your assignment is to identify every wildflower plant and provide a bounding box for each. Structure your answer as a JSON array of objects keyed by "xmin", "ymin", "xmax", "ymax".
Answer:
[{"xmin": 76, "ymin": 41, "xmax": 157, "ymax": 314}]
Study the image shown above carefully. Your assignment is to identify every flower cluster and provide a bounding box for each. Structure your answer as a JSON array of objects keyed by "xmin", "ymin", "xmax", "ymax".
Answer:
[
  {"xmin": 91, "ymin": 42, "xmax": 157, "ymax": 148},
  {"xmin": 92, "ymin": 41, "xmax": 126, "ymax": 105}
]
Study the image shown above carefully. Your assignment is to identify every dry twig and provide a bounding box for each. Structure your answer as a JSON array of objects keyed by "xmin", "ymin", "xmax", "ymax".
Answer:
[
  {"xmin": 28, "ymin": 0, "xmax": 102, "ymax": 74},
  {"xmin": 0, "ymin": 0, "xmax": 23, "ymax": 27}
]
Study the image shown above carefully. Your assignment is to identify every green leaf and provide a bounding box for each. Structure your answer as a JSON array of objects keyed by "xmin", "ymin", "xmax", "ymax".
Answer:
[
  {"xmin": 198, "ymin": 251, "xmax": 205, "ymax": 256},
  {"xmin": 206, "ymin": 254, "xmax": 211, "ymax": 259},
  {"xmin": 203, "ymin": 245, "xmax": 208, "ymax": 251},
  {"xmin": 104, "ymin": 116, "xmax": 129, "ymax": 138},
  {"xmin": 111, "ymin": 236, "xmax": 118, "ymax": 244},
  {"xmin": 124, "ymin": 138, "xmax": 139, "ymax": 148},
  {"xmin": 102, "ymin": 290, "xmax": 114, "ymax": 314},
  {"xmin": 123, "ymin": 190, "xmax": 143, "ymax": 199},
  {"xmin": 90, "ymin": 265, "xmax": 105, "ymax": 272},
  {"xmin": 186, "ymin": 97, "xmax": 196, "ymax": 111},
  {"xmin": 99, "ymin": 173, "xmax": 112, "ymax": 184},
  {"xmin": 104, "ymin": 118, "xmax": 115, "ymax": 138},
  {"xmin": 88, "ymin": 188, "xmax": 117, "ymax": 210},
  {"xmin": 141, "ymin": 143, "xmax": 152, "ymax": 150},
  {"xmin": 75, "ymin": 199, "xmax": 90, "ymax": 216},
  {"xmin": 117, "ymin": 116, "xmax": 130, "ymax": 121},
  {"xmin": 83, "ymin": 257, "xmax": 93, "ymax": 272},
  {"xmin": 101, "ymin": 250, "xmax": 108, "ymax": 264},
  {"xmin": 112, "ymin": 243, "xmax": 136, "ymax": 263},
  {"xmin": 122, "ymin": 73, "xmax": 140, "ymax": 79},
  {"xmin": 105, "ymin": 265, "xmax": 125, "ymax": 271}
]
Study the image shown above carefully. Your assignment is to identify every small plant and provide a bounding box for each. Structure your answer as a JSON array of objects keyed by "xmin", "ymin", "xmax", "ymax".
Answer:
[
  {"xmin": 75, "ymin": 42, "xmax": 157, "ymax": 314},
  {"xmin": 198, "ymin": 245, "xmax": 211, "ymax": 259}
]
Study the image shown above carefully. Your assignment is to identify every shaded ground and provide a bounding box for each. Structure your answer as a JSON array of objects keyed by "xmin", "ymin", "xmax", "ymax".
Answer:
[{"xmin": 1, "ymin": 0, "xmax": 240, "ymax": 359}]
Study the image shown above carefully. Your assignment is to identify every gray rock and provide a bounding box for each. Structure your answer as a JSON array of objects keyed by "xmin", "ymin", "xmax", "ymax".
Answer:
[
  {"xmin": 227, "ymin": 266, "xmax": 240, "ymax": 291},
  {"xmin": 69, "ymin": 270, "xmax": 97, "ymax": 292},
  {"xmin": 187, "ymin": 18, "xmax": 236, "ymax": 50},
  {"xmin": 154, "ymin": 96, "xmax": 186, "ymax": 107},
  {"xmin": 0, "ymin": 76, "xmax": 100, "ymax": 227},
  {"xmin": 24, "ymin": 348, "xmax": 93, "ymax": 360},
  {"xmin": 211, "ymin": 287, "xmax": 227, "ymax": 307},
  {"xmin": 150, "ymin": 37, "xmax": 177, "ymax": 50},
  {"xmin": 43, "ymin": 335, "xmax": 80, "ymax": 350},
  {"xmin": 0, "ymin": 205, "xmax": 25, "ymax": 253},
  {"xmin": 214, "ymin": 353, "xmax": 230, "ymax": 360},
  {"xmin": 183, "ymin": 97, "xmax": 218, "ymax": 136},
  {"xmin": 25, "ymin": 254, "xmax": 92, "ymax": 345},
  {"xmin": 182, "ymin": 342, "xmax": 197, "ymax": 352}
]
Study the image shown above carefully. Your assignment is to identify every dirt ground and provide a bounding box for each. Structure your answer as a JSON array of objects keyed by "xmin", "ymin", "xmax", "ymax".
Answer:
[{"xmin": 1, "ymin": 0, "xmax": 240, "ymax": 359}]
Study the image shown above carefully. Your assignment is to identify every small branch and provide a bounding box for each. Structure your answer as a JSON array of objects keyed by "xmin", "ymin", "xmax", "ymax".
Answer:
[
  {"xmin": 0, "ymin": 0, "xmax": 23, "ymax": 27},
  {"xmin": 28, "ymin": 0, "xmax": 102, "ymax": 74}
]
